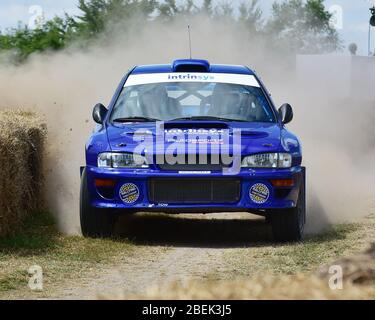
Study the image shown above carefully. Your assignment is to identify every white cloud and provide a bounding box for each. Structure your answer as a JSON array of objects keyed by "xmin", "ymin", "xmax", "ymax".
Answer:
[
  {"xmin": 0, "ymin": 1, "xmax": 81, "ymax": 30},
  {"xmin": 0, "ymin": 4, "xmax": 30, "ymax": 29},
  {"xmin": 348, "ymin": 22, "xmax": 371, "ymax": 32}
]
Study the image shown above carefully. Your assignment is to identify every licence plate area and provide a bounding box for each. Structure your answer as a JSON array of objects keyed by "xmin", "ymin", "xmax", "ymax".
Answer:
[{"xmin": 148, "ymin": 178, "xmax": 241, "ymax": 204}]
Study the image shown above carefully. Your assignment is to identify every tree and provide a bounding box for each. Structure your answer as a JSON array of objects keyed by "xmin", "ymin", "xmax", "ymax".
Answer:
[
  {"xmin": 238, "ymin": 0, "xmax": 263, "ymax": 33},
  {"xmin": 213, "ymin": 2, "xmax": 235, "ymax": 22},
  {"xmin": 202, "ymin": 0, "xmax": 213, "ymax": 17},
  {"xmin": 157, "ymin": 0, "xmax": 179, "ymax": 21},
  {"xmin": 74, "ymin": 0, "xmax": 157, "ymax": 36},
  {"xmin": 0, "ymin": 0, "xmax": 343, "ymax": 63},
  {"xmin": 266, "ymin": 0, "xmax": 342, "ymax": 54},
  {"xmin": 157, "ymin": 0, "xmax": 199, "ymax": 21},
  {"xmin": 0, "ymin": 17, "xmax": 75, "ymax": 63}
]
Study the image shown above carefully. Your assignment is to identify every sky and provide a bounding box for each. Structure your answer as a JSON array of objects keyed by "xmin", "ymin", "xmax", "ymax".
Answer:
[{"xmin": 0, "ymin": 0, "xmax": 375, "ymax": 55}]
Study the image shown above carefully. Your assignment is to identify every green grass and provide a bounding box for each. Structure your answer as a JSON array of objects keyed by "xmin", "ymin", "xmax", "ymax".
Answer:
[
  {"xmin": 0, "ymin": 212, "xmax": 57, "ymax": 252},
  {"xmin": 1, "ymin": 212, "xmax": 373, "ymax": 298},
  {"xmin": 0, "ymin": 271, "xmax": 28, "ymax": 292},
  {"xmin": 265, "ymin": 223, "xmax": 361, "ymax": 274},
  {"xmin": 216, "ymin": 221, "xmax": 373, "ymax": 280},
  {"xmin": 0, "ymin": 212, "xmax": 134, "ymax": 298}
]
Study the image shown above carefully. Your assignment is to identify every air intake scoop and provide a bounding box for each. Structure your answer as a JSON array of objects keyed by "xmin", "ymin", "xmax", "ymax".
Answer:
[{"xmin": 172, "ymin": 59, "xmax": 210, "ymax": 72}]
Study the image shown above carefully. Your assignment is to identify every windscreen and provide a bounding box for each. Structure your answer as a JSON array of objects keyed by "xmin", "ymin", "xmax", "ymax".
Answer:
[{"xmin": 110, "ymin": 73, "xmax": 276, "ymax": 123}]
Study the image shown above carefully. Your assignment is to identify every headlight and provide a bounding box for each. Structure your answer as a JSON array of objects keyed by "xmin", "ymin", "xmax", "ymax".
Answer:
[
  {"xmin": 98, "ymin": 153, "xmax": 149, "ymax": 168},
  {"xmin": 242, "ymin": 153, "xmax": 292, "ymax": 168}
]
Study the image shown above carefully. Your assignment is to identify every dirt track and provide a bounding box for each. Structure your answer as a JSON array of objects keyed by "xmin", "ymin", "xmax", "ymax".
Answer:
[
  {"xmin": 55, "ymin": 246, "xmax": 225, "ymax": 299},
  {"xmin": 54, "ymin": 213, "xmax": 265, "ymax": 299},
  {"xmin": 50, "ymin": 213, "xmax": 375, "ymax": 300}
]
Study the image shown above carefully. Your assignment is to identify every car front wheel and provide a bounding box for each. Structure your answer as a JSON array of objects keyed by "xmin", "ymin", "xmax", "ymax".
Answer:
[
  {"xmin": 80, "ymin": 168, "xmax": 116, "ymax": 238},
  {"xmin": 270, "ymin": 178, "xmax": 306, "ymax": 242}
]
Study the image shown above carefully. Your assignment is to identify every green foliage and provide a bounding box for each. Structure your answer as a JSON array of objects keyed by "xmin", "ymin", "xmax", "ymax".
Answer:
[
  {"xmin": 213, "ymin": 2, "xmax": 235, "ymax": 22},
  {"xmin": 0, "ymin": 16, "xmax": 75, "ymax": 63},
  {"xmin": 0, "ymin": 0, "xmax": 341, "ymax": 63},
  {"xmin": 202, "ymin": 0, "xmax": 213, "ymax": 17},
  {"xmin": 238, "ymin": 0, "xmax": 264, "ymax": 32},
  {"xmin": 0, "ymin": 211, "xmax": 57, "ymax": 252},
  {"xmin": 266, "ymin": 0, "xmax": 342, "ymax": 53},
  {"xmin": 157, "ymin": 0, "xmax": 199, "ymax": 21},
  {"xmin": 75, "ymin": 0, "xmax": 157, "ymax": 36},
  {"xmin": 157, "ymin": 0, "xmax": 179, "ymax": 21}
]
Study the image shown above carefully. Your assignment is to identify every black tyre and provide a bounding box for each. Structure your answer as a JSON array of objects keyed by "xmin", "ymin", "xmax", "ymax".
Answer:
[
  {"xmin": 271, "ymin": 178, "xmax": 306, "ymax": 242},
  {"xmin": 80, "ymin": 168, "xmax": 116, "ymax": 238}
]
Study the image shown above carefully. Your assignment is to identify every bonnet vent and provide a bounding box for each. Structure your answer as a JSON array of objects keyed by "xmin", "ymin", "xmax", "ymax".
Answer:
[{"xmin": 172, "ymin": 59, "xmax": 210, "ymax": 72}]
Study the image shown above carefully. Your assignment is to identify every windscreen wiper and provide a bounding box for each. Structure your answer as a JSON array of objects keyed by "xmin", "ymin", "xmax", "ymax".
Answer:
[
  {"xmin": 112, "ymin": 116, "xmax": 160, "ymax": 123},
  {"xmin": 169, "ymin": 116, "xmax": 248, "ymax": 122}
]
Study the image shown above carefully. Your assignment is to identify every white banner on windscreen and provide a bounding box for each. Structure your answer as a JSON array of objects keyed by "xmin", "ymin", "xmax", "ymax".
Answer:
[{"xmin": 124, "ymin": 73, "xmax": 260, "ymax": 88}]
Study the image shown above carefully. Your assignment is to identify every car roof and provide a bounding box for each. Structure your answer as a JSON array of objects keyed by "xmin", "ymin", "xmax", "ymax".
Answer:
[{"xmin": 131, "ymin": 59, "xmax": 255, "ymax": 76}]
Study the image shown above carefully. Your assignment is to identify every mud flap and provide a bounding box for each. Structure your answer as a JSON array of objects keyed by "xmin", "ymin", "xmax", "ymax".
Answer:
[
  {"xmin": 301, "ymin": 166, "xmax": 307, "ymax": 224},
  {"xmin": 302, "ymin": 166, "xmax": 306, "ymax": 200}
]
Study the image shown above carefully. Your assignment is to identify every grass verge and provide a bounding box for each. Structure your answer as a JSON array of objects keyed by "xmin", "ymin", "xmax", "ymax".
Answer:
[
  {"xmin": 0, "ymin": 212, "xmax": 134, "ymax": 299},
  {"xmin": 209, "ymin": 215, "xmax": 375, "ymax": 280},
  {"xmin": 126, "ymin": 216, "xmax": 375, "ymax": 300}
]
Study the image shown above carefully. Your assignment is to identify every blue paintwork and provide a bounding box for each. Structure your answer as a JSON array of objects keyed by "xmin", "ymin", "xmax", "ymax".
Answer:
[
  {"xmin": 132, "ymin": 60, "xmax": 255, "ymax": 76},
  {"xmin": 172, "ymin": 59, "xmax": 210, "ymax": 71},
  {"xmin": 83, "ymin": 60, "xmax": 304, "ymax": 214}
]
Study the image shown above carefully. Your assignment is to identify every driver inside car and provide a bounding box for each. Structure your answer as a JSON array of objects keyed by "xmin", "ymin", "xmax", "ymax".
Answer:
[
  {"xmin": 139, "ymin": 85, "xmax": 181, "ymax": 120},
  {"xmin": 208, "ymin": 84, "xmax": 243, "ymax": 119}
]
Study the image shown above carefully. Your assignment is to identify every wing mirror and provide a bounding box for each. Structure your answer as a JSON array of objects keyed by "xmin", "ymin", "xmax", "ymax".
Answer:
[
  {"xmin": 278, "ymin": 103, "xmax": 294, "ymax": 124},
  {"xmin": 93, "ymin": 103, "xmax": 108, "ymax": 124}
]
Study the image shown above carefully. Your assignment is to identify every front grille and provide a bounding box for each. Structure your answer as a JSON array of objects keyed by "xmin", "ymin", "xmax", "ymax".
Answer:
[
  {"xmin": 158, "ymin": 164, "xmax": 225, "ymax": 171},
  {"xmin": 148, "ymin": 178, "xmax": 241, "ymax": 204},
  {"xmin": 158, "ymin": 154, "xmax": 231, "ymax": 171}
]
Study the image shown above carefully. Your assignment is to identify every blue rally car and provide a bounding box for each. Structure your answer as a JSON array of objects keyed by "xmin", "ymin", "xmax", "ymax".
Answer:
[{"xmin": 80, "ymin": 59, "xmax": 306, "ymax": 242}]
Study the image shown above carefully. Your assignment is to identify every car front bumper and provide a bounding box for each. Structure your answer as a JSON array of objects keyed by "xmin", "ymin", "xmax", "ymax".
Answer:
[{"xmin": 84, "ymin": 165, "xmax": 305, "ymax": 213}]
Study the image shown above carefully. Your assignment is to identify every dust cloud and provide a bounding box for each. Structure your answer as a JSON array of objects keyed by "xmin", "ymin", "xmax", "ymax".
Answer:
[{"xmin": 0, "ymin": 16, "xmax": 373, "ymax": 234}]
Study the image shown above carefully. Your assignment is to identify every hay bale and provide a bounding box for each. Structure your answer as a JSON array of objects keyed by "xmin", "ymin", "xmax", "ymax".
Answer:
[
  {"xmin": 0, "ymin": 109, "xmax": 46, "ymax": 237},
  {"xmin": 109, "ymin": 274, "xmax": 375, "ymax": 300},
  {"xmin": 107, "ymin": 244, "xmax": 375, "ymax": 300},
  {"xmin": 316, "ymin": 243, "xmax": 375, "ymax": 286}
]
